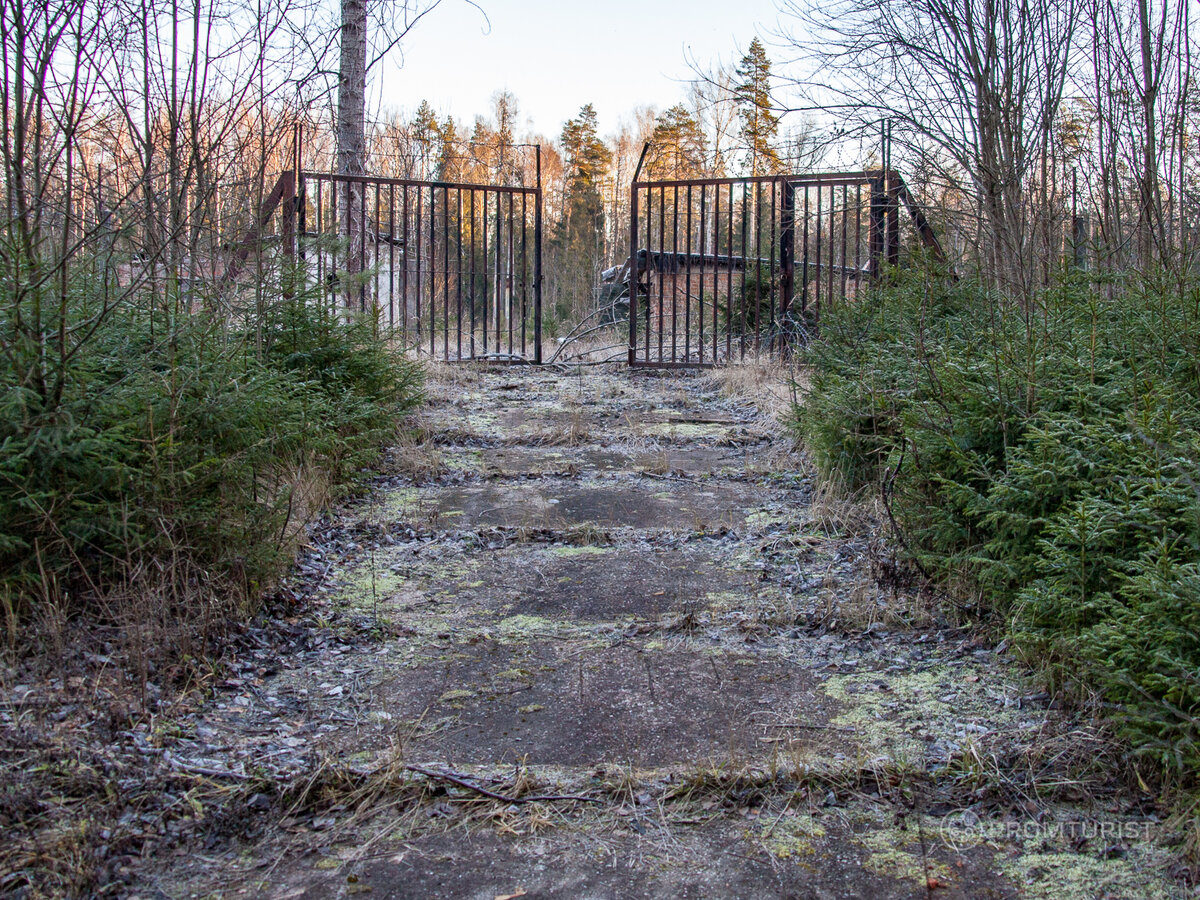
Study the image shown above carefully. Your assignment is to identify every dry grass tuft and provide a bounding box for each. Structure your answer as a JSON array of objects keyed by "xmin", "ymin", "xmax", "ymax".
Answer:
[
  {"xmin": 708, "ymin": 357, "xmax": 801, "ymax": 425},
  {"xmin": 527, "ymin": 405, "xmax": 590, "ymax": 447},
  {"xmin": 386, "ymin": 425, "xmax": 447, "ymax": 481}
]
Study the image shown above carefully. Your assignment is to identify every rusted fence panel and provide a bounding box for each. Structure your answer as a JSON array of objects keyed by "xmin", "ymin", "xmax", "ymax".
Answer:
[
  {"xmin": 288, "ymin": 149, "xmax": 542, "ymax": 364},
  {"xmin": 625, "ymin": 158, "xmax": 942, "ymax": 367}
]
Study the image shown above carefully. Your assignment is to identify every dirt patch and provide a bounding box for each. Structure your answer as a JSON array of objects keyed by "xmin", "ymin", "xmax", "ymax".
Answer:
[{"xmin": 226, "ymin": 805, "xmax": 1024, "ymax": 900}]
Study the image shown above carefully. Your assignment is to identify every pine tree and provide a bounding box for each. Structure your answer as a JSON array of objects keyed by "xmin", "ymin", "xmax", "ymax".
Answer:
[
  {"xmin": 552, "ymin": 104, "xmax": 613, "ymax": 320},
  {"xmin": 735, "ymin": 38, "xmax": 783, "ymax": 176},
  {"xmin": 558, "ymin": 104, "xmax": 612, "ymax": 240},
  {"xmin": 648, "ymin": 104, "xmax": 707, "ymax": 179},
  {"xmin": 411, "ymin": 100, "xmax": 441, "ymax": 180},
  {"xmin": 438, "ymin": 115, "xmax": 458, "ymax": 181},
  {"xmin": 492, "ymin": 91, "xmax": 520, "ymax": 184}
]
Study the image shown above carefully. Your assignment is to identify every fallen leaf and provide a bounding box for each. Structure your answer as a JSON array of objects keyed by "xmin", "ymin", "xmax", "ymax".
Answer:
[{"xmin": 495, "ymin": 891, "xmax": 527, "ymax": 900}]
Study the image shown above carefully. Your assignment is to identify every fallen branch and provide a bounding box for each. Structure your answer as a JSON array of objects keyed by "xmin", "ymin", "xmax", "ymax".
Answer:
[
  {"xmin": 164, "ymin": 751, "xmax": 257, "ymax": 782},
  {"xmin": 403, "ymin": 764, "xmax": 601, "ymax": 804}
]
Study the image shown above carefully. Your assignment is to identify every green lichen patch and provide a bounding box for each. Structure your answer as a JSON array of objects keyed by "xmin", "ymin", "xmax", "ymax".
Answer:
[
  {"xmin": 641, "ymin": 422, "xmax": 733, "ymax": 440},
  {"xmin": 820, "ymin": 664, "xmax": 1031, "ymax": 764},
  {"xmin": 759, "ymin": 812, "xmax": 827, "ymax": 860},
  {"xmin": 856, "ymin": 819, "xmax": 953, "ymax": 886},
  {"xmin": 546, "ymin": 545, "xmax": 612, "ymax": 558},
  {"xmin": 996, "ymin": 849, "xmax": 1177, "ymax": 899}
]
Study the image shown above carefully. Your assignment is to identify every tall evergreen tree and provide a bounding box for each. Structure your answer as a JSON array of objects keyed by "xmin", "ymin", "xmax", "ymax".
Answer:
[
  {"xmin": 735, "ymin": 38, "xmax": 783, "ymax": 176},
  {"xmin": 557, "ymin": 103, "xmax": 611, "ymax": 243},
  {"xmin": 411, "ymin": 100, "xmax": 441, "ymax": 179},
  {"xmin": 648, "ymin": 104, "xmax": 707, "ymax": 178},
  {"xmin": 552, "ymin": 104, "xmax": 613, "ymax": 319}
]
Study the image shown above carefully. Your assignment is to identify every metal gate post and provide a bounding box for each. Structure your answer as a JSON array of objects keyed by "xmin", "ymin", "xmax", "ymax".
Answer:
[
  {"xmin": 296, "ymin": 122, "xmax": 307, "ymax": 265},
  {"xmin": 869, "ymin": 174, "xmax": 885, "ymax": 279},
  {"xmin": 629, "ymin": 143, "xmax": 650, "ymax": 365},
  {"xmin": 885, "ymin": 170, "xmax": 900, "ymax": 267},
  {"xmin": 778, "ymin": 180, "xmax": 795, "ymax": 352},
  {"xmin": 534, "ymin": 145, "xmax": 543, "ymax": 364}
]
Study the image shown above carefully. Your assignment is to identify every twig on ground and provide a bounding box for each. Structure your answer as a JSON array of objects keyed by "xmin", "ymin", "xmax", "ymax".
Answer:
[{"xmin": 402, "ymin": 764, "xmax": 602, "ymax": 804}]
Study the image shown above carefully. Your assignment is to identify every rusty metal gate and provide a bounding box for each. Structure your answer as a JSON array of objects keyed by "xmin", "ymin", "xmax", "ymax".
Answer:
[
  {"xmin": 235, "ymin": 132, "xmax": 944, "ymax": 370},
  {"xmin": 251, "ymin": 133, "xmax": 544, "ymax": 364},
  {"xmin": 625, "ymin": 153, "xmax": 944, "ymax": 368}
]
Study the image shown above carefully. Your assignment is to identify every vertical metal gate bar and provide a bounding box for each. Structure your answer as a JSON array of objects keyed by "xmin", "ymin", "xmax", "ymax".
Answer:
[
  {"xmin": 684, "ymin": 184, "xmax": 693, "ymax": 363},
  {"xmin": 456, "ymin": 188, "xmax": 464, "ymax": 360},
  {"xmin": 645, "ymin": 185, "xmax": 652, "ymax": 362},
  {"xmin": 401, "ymin": 186, "xmax": 409, "ymax": 334},
  {"xmin": 802, "ymin": 185, "xmax": 810, "ymax": 316},
  {"xmin": 840, "ymin": 184, "xmax": 849, "ymax": 308},
  {"xmin": 481, "ymin": 190, "xmax": 488, "ymax": 355},
  {"xmin": 657, "ymin": 185, "xmax": 665, "ymax": 363},
  {"xmin": 520, "ymin": 191, "xmax": 528, "ymax": 357},
  {"xmin": 854, "ymin": 183, "xmax": 862, "ymax": 295},
  {"xmin": 442, "ymin": 185, "xmax": 450, "ymax": 360},
  {"xmin": 768, "ymin": 180, "xmax": 777, "ymax": 351},
  {"xmin": 697, "ymin": 185, "xmax": 706, "ymax": 365},
  {"xmin": 415, "ymin": 187, "xmax": 423, "ymax": 343},
  {"xmin": 734, "ymin": 183, "xmax": 744, "ymax": 360},
  {"xmin": 826, "ymin": 184, "xmax": 835, "ymax": 320},
  {"xmin": 534, "ymin": 145, "xmax": 543, "ymax": 365},
  {"xmin": 315, "ymin": 180, "xmax": 325, "ymax": 312},
  {"xmin": 712, "ymin": 184, "xmax": 720, "ymax": 363},
  {"xmin": 357, "ymin": 180, "xmax": 365, "ymax": 314},
  {"xmin": 886, "ymin": 170, "xmax": 900, "ymax": 267},
  {"xmin": 336, "ymin": 179, "xmax": 343, "ymax": 309},
  {"xmin": 469, "ymin": 189, "xmax": 477, "ymax": 358},
  {"xmin": 330, "ymin": 180, "xmax": 339, "ymax": 313},
  {"xmin": 628, "ymin": 180, "xmax": 638, "ymax": 365},
  {"xmin": 507, "ymin": 192, "xmax": 515, "ymax": 355},
  {"xmin": 494, "ymin": 186, "xmax": 502, "ymax": 351},
  {"xmin": 780, "ymin": 181, "xmax": 795, "ymax": 347},
  {"xmin": 671, "ymin": 184, "xmax": 679, "ymax": 363},
  {"xmin": 298, "ymin": 170, "xmax": 307, "ymax": 266},
  {"xmin": 388, "ymin": 185, "xmax": 396, "ymax": 330},
  {"xmin": 429, "ymin": 185, "xmax": 437, "ymax": 355},
  {"xmin": 725, "ymin": 182, "xmax": 733, "ymax": 361},
  {"xmin": 373, "ymin": 184, "xmax": 381, "ymax": 322},
  {"xmin": 815, "ymin": 184, "xmax": 823, "ymax": 323}
]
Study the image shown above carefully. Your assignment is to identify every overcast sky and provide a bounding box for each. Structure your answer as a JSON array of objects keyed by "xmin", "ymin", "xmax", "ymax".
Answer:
[{"xmin": 372, "ymin": 0, "xmax": 786, "ymax": 137}]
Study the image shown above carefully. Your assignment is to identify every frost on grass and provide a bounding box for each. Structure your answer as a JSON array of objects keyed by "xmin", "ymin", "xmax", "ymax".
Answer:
[{"xmin": 819, "ymin": 665, "xmax": 1031, "ymax": 764}]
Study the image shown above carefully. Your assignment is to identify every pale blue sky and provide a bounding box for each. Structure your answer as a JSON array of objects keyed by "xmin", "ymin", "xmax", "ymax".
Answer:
[{"xmin": 374, "ymin": 0, "xmax": 787, "ymax": 137}]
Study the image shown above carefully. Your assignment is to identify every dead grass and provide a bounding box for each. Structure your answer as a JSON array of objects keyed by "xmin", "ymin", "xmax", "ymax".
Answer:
[
  {"xmin": 526, "ymin": 404, "xmax": 590, "ymax": 447},
  {"xmin": 386, "ymin": 424, "xmax": 447, "ymax": 481},
  {"xmin": 707, "ymin": 356, "xmax": 800, "ymax": 426},
  {"xmin": 413, "ymin": 355, "xmax": 484, "ymax": 392}
]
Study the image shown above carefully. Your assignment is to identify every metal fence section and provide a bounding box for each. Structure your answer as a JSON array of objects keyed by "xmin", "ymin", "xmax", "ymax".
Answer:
[
  {"xmin": 294, "ymin": 156, "xmax": 543, "ymax": 364},
  {"xmin": 626, "ymin": 159, "xmax": 942, "ymax": 367}
]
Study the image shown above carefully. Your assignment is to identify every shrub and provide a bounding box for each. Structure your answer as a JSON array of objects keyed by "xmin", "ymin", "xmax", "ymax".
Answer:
[
  {"xmin": 0, "ymin": 287, "xmax": 422, "ymax": 659},
  {"xmin": 792, "ymin": 267, "xmax": 1200, "ymax": 781}
]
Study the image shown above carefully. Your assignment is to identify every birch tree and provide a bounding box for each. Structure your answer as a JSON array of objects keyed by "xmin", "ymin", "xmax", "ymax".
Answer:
[{"xmin": 779, "ymin": 0, "xmax": 1079, "ymax": 298}]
